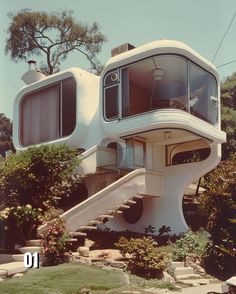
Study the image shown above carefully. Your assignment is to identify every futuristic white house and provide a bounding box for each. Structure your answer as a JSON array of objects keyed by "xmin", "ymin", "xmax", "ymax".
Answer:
[{"xmin": 13, "ymin": 40, "xmax": 226, "ymax": 235}]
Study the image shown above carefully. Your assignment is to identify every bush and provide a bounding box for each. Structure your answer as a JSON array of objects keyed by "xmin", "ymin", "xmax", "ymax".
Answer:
[
  {"xmin": 40, "ymin": 217, "xmax": 70, "ymax": 266},
  {"xmin": 115, "ymin": 236, "xmax": 168, "ymax": 279},
  {"xmin": 172, "ymin": 229, "xmax": 210, "ymax": 261},
  {"xmin": 202, "ymin": 243, "xmax": 236, "ymax": 280},
  {"xmin": 0, "ymin": 204, "xmax": 43, "ymax": 241},
  {"xmin": 0, "ymin": 144, "xmax": 80, "ymax": 210}
]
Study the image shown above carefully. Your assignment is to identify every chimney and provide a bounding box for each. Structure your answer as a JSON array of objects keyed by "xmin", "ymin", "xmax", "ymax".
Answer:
[
  {"xmin": 111, "ymin": 43, "xmax": 135, "ymax": 57},
  {"xmin": 21, "ymin": 60, "xmax": 46, "ymax": 85},
  {"xmin": 27, "ymin": 60, "xmax": 37, "ymax": 71}
]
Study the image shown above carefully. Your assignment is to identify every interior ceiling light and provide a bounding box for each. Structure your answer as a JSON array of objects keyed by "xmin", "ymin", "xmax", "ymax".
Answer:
[{"xmin": 153, "ymin": 68, "xmax": 164, "ymax": 80}]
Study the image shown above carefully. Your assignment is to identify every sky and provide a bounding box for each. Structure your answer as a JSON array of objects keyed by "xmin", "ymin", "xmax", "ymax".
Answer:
[{"xmin": 0, "ymin": 0, "xmax": 236, "ymax": 120}]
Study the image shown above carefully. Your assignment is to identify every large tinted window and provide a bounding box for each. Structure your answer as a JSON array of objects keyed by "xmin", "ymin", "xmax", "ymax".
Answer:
[
  {"xmin": 122, "ymin": 56, "xmax": 188, "ymax": 117},
  {"xmin": 20, "ymin": 78, "xmax": 76, "ymax": 146},
  {"xmin": 189, "ymin": 64, "xmax": 218, "ymax": 125},
  {"xmin": 103, "ymin": 54, "xmax": 218, "ymax": 125}
]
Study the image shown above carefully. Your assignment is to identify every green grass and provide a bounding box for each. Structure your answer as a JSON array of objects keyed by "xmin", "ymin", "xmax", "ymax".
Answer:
[{"xmin": 0, "ymin": 263, "xmax": 128, "ymax": 294}]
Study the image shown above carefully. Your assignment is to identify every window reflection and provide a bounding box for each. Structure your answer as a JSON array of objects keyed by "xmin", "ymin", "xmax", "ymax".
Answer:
[
  {"xmin": 104, "ymin": 54, "xmax": 218, "ymax": 125},
  {"xmin": 190, "ymin": 64, "xmax": 218, "ymax": 125}
]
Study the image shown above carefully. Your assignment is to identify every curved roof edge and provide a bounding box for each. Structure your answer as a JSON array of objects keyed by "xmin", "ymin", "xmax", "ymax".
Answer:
[{"xmin": 103, "ymin": 40, "xmax": 218, "ymax": 79}]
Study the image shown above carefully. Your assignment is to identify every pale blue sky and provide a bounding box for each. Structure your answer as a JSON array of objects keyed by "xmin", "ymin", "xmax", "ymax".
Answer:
[{"xmin": 0, "ymin": 0, "xmax": 236, "ymax": 119}]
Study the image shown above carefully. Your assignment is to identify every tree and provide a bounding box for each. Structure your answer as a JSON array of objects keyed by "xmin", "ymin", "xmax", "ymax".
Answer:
[
  {"xmin": 5, "ymin": 10, "xmax": 107, "ymax": 75},
  {"xmin": 0, "ymin": 113, "xmax": 14, "ymax": 157},
  {"xmin": 199, "ymin": 154, "xmax": 236, "ymax": 279},
  {"xmin": 221, "ymin": 72, "xmax": 236, "ymax": 160}
]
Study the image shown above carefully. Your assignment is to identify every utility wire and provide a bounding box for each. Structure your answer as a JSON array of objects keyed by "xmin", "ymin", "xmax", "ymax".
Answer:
[
  {"xmin": 217, "ymin": 59, "xmax": 236, "ymax": 68},
  {"xmin": 212, "ymin": 10, "xmax": 236, "ymax": 63}
]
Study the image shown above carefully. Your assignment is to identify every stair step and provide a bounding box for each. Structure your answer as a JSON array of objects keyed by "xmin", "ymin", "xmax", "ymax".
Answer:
[
  {"xmin": 178, "ymin": 278, "xmax": 209, "ymax": 286},
  {"xmin": 172, "ymin": 261, "xmax": 185, "ymax": 268},
  {"xmin": 89, "ymin": 220, "xmax": 102, "ymax": 225},
  {"xmin": 18, "ymin": 246, "xmax": 42, "ymax": 254},
  {"xmin": 69, "ymin": 232, "xmax": 87, "ymax": 237},
  {"xmin": 118, "ymin": 204, "xmax": 130, "ymax": 209},
  {"xmin": 0, "ymin": 262, "xmax": 27, "ymax": 276},
  {"xmin": 12, "ymin": 254, "xmax": 24, "ymax": 262},
  {"xmin": 115, "ymin": 210, "xmax": 123, "ymax": 214},
  {"xmin": 175, "ymin": 273, "xmax": 202, "ymax": 280},
  {"xmin": 26, "ymin": 239, "xmax": 41, "ymax": 247},
  {"xmin": 133, "ymin": 195, "xmax": 144, "ymax": 199},
  {"xmin": 175, "ymin": 266, "xmax": 194, "ymax": 275},
  {"xmin": 107, "ymin": 209, "xmax": 123, "ymax": 214},
  {"xmin": 79, "ymin": 226, "xmax": 98, "ymax": 231},
  {"xmin": 124, "ymin": 200, "xmax": 136, "ymax": 204},
  {"xmin": 99, "ymin": 215, "xmax": 114, "ymax": 219},
  {"xmin": 13, "ymin": 253, "xmax": 44, "ymax": 263}
]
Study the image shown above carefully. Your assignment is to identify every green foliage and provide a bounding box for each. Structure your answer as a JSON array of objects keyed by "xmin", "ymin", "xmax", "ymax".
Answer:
[
  {"xmin": 0, "ymin": 113, "xmax": 14, "ymax": 157},
  {"xmin": 221, "ymin": 72, "xmax": 236, "ymax": 110},
  {"xmin": 0, "ymin": 204, "xmax": 43, "ymax": 241},
  {"xmin": 172, "ymin": 230, "xmax": 210, "ymax": 261},
  {"xmin": 199, "ymin": 154, "xmax": 236, "ymax": 279},
  {"xmin": 40, "ymin": 217, "xmax": 70, "ymax": 266},
  {"xmin": 144, "ymin": 225, "xmax": 156, "ymax": 234},
  {"xmin": 0, "ymin": 144, "xmax": 80, "ymax": 210},
  {"xmin": 129, "ymin": 273, "xmax": 178, "ymax": 290},
  {"xmin": 199, "ymin": 154, "xmax": 236, "ymax": 242},
  {"xmin": 201, "ymin": 243, "xmax": 236, "ymax": 280},
  {"xmin": 5, "ymin": 9, "xmax": 107, "ymax": 75},
  {"xmin": 115, "ymin": 236, "xmax": 168, "ymax": 278},
  {"xmin": 221, "ymin": 72, "xmax": 236, "ymax": 160}
]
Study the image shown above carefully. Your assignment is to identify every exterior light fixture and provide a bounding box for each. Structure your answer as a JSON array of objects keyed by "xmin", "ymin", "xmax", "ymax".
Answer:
[{"xmin": 164, "ymin": 131, "xmax": 172, "ymax": 139}]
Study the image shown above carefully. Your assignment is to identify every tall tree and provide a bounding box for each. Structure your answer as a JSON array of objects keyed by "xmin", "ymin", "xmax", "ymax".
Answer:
[
  {"xmin": 0, "ymin": 113, "xmax": 14, "ymax": 157},
  {"xmin": 220, "ymin": 72, "xmax": 236, "ymax": 160},
  {"xmin": 5, "ymin": 9, "xmax": 106, "ymax": 75}
]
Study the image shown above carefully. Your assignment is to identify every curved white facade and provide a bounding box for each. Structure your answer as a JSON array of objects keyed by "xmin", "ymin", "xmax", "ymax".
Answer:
[{"xmin": 14, "ymin": 40, "xmax": 226, "ymax": 234}]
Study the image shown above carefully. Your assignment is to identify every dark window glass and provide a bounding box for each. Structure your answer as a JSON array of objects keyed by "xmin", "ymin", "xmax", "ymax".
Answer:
[
  {"xmin": 105, "ymin": 86, "xmax": 119, "ymax": 119},
  {"xmin": 62, "ymin": 78, "xmax": 76, "ymax": 136}
]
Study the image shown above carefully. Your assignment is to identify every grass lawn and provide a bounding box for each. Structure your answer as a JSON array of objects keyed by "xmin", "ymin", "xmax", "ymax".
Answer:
[{"xmin": 0, "ymin": 263, "xmax": 128, "ymax": 294}]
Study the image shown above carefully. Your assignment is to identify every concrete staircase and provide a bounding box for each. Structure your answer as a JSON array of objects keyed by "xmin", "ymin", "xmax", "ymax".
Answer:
[{"xmin": 67, "ymin": 194, "xmax": 144, "ymax": 239}]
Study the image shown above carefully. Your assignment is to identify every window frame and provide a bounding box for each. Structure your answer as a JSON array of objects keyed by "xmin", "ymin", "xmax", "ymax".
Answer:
[
  {"xmin": 19, "ymin": 77, "xmax": 76, "ymax": 147},
  {"xmin": 103, "ymin": 54, "xmax": 219, "ymax": 126}
]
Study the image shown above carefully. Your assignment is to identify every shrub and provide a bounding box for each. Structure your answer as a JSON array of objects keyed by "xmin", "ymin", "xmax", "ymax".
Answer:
[
  {"xmin": 172, "ymin": 229, "xmax": 210, "ymax": 261},
  {"xmin": 201, "ymin": 243, "xmax": 236, "ymax": 280},
  {"xmin": 115, "ymin": 236, "xmax": 168, "ymax": 279},
  {"xmin": 0, "ymin": 144, "xmax": 80, "ymax": 210},
  {"xmin": 40, "ymin": 217, "xmax": 70, "ymax": 266},
  {"xmin": 0, "ymin": 204, "xmax": 43, "ymax": 241}
]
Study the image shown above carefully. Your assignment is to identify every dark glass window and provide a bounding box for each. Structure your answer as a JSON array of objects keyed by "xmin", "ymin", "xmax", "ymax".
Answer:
[{"xmin": 104, "ymin": 86, "xmax": 119, "ymax": 119}]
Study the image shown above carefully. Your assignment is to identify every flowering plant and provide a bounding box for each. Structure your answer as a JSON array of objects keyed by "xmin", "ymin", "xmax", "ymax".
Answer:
[
  {"xmin": 40, "ymin": 217, "xmax": 70, "ymax": 266},
  {"xmin": 0, "ymin": 204, "xmax": 43, "ymax": 225}
]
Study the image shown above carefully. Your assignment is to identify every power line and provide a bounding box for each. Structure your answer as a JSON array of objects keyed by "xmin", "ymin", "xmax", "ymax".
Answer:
[
  {"xmin": 217, "ymin": 59, "xmax": 236, "ymax": 68},
  {"xmin": 212, "ymin": 10, "xmax": 236, "ymax": 63}
]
